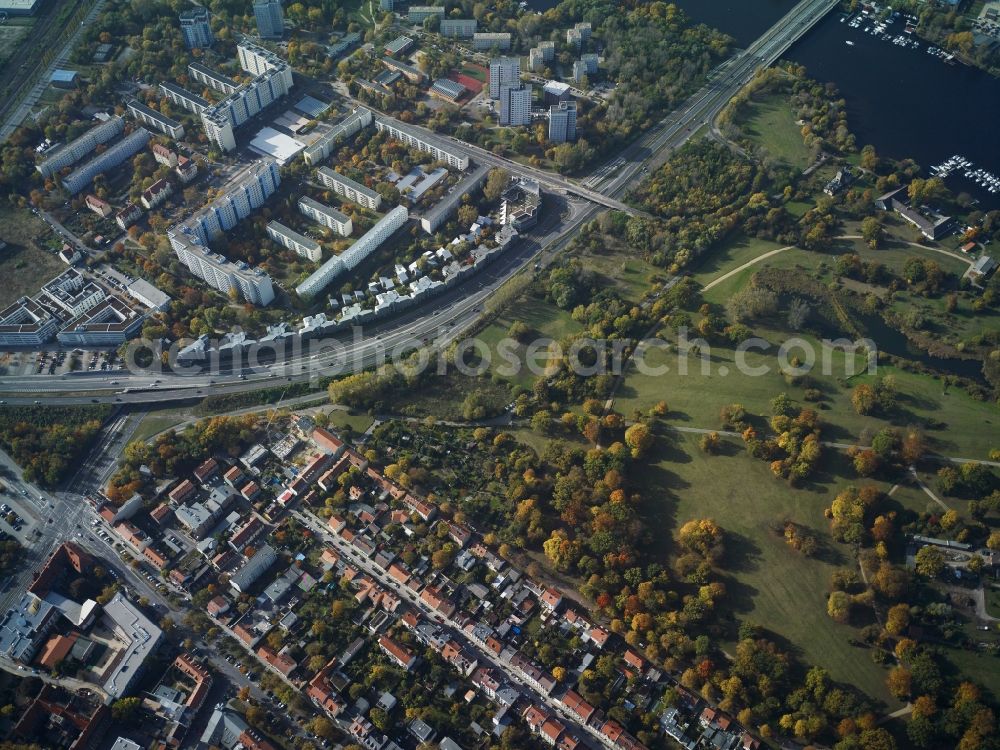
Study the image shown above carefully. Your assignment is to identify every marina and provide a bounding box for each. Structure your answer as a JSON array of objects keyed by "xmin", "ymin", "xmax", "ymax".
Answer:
[{"xmin": 931, "ymin": 155, "xmax": 1000, "ymax": 195}]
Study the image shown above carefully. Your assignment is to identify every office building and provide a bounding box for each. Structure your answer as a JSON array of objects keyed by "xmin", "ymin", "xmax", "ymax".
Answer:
[
  {"xmin": 159, "ymin": 81, "xmax": 209, "ymax": 114},
  {"xmin": 315, "ymin": 167, "xmax": 382, "ymax": 210},
  {"xmin": 499, "ymin": 84, "xmax": 532, "ymax": 127},
  {"xmin": 548, "ymin": 101, "xmax": 577, "ymax": 143},
  {"xmin": 302, "ymin": 107, "xmax": 371, "ymax": 166},
  {"xmin": 125, "ymin": 98, "xmax": 185, "ymax": 139},
  {"xmin": 408, "ymin": 5, "xmax": 445, "ymax": 24},
  {"xmin": 36, "ymin": 116, "xmax": 124, "ymax": 178},
  {"xmin": 501, "ymin": 177, "xmax": 541, "ymax": 231},
  {"xmin": 101, "ymin": 593, "xmax": 163, "ymax": 699},
  {"xmin": 440, "ymin": 18, "xmax": 477, "ymax": 37},
  {"xmin": 40, "ymin": 268, "xmax": 104, "ymax": 317},
  {"xmin": 188, "ymin": 62, "xmax": 239, "ymax": 95},
  {"xmin": 253, "ymin": 0, "xmax": 284, "ymax": 39},
  {"xmin": 296, "ymin": 206, "xmax": 408, "ymax": 298},
  {"xmin": 489, "ymin": 57, "xmax": 520, "ymax": 101},
  {"xmin": 374, "ymin": 118, "xmax": 470, "ymax": 170},
  {"xmin": 179, "ymin": 7, "xmax": 213, "ymax": 49},
  {"xmin": 57, "ymin": 296, "xmax": 145, "ymax": 346},
  {"xmin": 473, "ymin": 32, "xmax": 511, "ymax": 51},
  {"xmin": 0, "ymin": 297, "xmax": 60, "ymax": 347},
  {"xmin": 61, "ymin": 128, "xmax": 151, "ymax": 195},
  {"xmin": 267, "ymin": 221, "xmax": 321, "ymax": 262},
  {"xmin": 299, "ymin": 196, "xmax": 352, "ymax": 236}
]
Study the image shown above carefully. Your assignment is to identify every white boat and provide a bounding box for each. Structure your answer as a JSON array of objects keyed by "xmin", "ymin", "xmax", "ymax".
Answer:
[{"xmin": 846, "ymin": 40, "xmax": 855, "ymax": 46}]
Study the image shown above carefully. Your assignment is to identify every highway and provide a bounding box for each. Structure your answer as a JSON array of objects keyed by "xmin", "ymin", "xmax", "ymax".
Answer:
[{"xmin": 0, "ymin": 0, "xmax": 838, "ymax": 404}]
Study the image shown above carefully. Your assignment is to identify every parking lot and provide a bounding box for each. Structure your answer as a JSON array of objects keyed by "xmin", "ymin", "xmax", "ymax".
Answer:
[{"xmin": 0, "ymin": 347, "xmax": 126, "ymax": 377}]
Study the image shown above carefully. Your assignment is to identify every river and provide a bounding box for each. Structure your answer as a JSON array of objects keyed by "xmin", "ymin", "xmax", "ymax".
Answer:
[{"xmin": 670, "ymin": 0, "xmax": 1000, "ymax": 209}]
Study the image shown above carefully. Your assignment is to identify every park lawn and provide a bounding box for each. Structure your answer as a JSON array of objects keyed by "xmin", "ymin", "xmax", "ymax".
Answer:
[
  {"xmin": 690, "ymin": 234, "xmax": 793, "ymax": 290},
  {"xmin": 394, "ymin": 371, "xmax": 512, "ymax": 421},
  {"xmin": 941, "ymin": 647, "xmax": 1000, "ymax": 700},
  {"xmin": 643, "ymin": 431, "xmax": 898, "ymax": 707},
  {"xmin": 614, "ymin": 323, "xmax": 998, "ymax": 460},
  {"xmin": 325, "ymin": 408, "xmax": 374, "ymax": 435},
  {"xmin": 133, "ymin": 412, "xmax": 190, "ymax": 444},
  {"xmin": 0, "ymin": 205, "xmax": 65, "ymax": 308},
  {"xmin": 736, "ymin": 93, "xmax": 814, "ymax": 171},
  {"xmin": 478, "ymin": 294, "xmax": 585, "ymax": 391},
  {"xmin": 576, "ymin": 238, "xmax": 663, "ymax": 305},
  {"xmin": 886, "ymin": 480, "xmax": 945, "ymax": 517}
]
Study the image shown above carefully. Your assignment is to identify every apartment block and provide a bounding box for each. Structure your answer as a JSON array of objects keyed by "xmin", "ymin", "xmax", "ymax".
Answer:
[
  {"xmin": 187, "ymin": 62, "xmax": 239, "ymax": 95},
  {"xmin": 169, "ymin": 229, "xmax": 275, "ymax": 305},
  {"xmin": 177, "ymin": 160, "xmax": 280, "ymax": 246},
  {"xmin": 440, "ymin": 18, "xmax": 477, "ymax": 37},
  {"xmin": 499, "ymin": 83, "xmax": 532, "ymax": 127},
  {"xmin": 315, "ymin": 167, "xmax": 382, "ymax": 210},
  {"xmin": 302, "ymin": 107, "xmax": 372, "ymax": 166},
  {"xmin": 0, "ymin": 297, "xmax": 60, "ymax": 347},
  {"xmin": 140, "ymin": 178, "xmax": 173, "ymax": 209},
  {"xmin": 253, "ymin": 0, "xmax": 284, "ymax": 39},
  {"xmin": 126, "ymin": 98, "xmax": 185, "ymax": 139},
  {"xmin": 159, "ymin": 82, "xmax": 209, "ymax": 115},
  {"xmin": 373, "ymin": 117, "xmax": 470, "ymax": 170},
  {"xmin": 489, "ymin": 57, "xmax": 520, "ymax": 100},
  {"xmin": 36, "ymin": 116, "xmax": 124, "ymax": 178},
  {"xmin": 266, "ymin": 220, "xmax": 321, "ymax": 262},
  {"xmin": 407, "ymin": 5, "xmax": 445, "ymax": 23},
  {"xmin": 296, "ymin": 206, "xmax": 408, "ymax": 298},
  {"xmin": 298, "ymin": 196, "xmax": 353, "ymax": 236},
  {"xmin": 179, "ymin": 7, "xmax": 213, "ymax": 49},
  {"xmin": 56, "ymin": 295, "xmax": 145, "ymax": 346},
  {"xmin": 40, "ymin": 268, "xmax": 104, "ymax": 317},
  {"xmin": 473, "ymin": 32, "xmax": 511, "ymax": 51},
  {"xmin": 61, "ymin": 128, "xmax": 152, "ymax": 194},
  {"xmin": 548, "ymin": 101, "xmax": 577, "ymax": 143}
]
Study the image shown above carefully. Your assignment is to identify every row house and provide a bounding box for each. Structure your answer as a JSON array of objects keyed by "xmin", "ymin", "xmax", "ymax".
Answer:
[
  {"xmin": 378, "ymin": 635, "xmax": 416, "ymax": 671},
  {"xmin": 599, "ymin": 720, "xmax": 648, "ymax": 750},
  {"xmin": 419, "ymin": 585, "xmax": 456, "ymax": 618},
  {"xmin": 240, "ymin": 481, "xmax": 261, "ymax": 501},
  {"xmin": 194, "ymin": 457, "xmax": 219, "ymax": 483},
  {"xmin": 441, "ymin": 639, "xmax": 478, "ymax": 677},
  {"xmin": 229, "ymin": 517, "xmax": 265, "ymax": 551},
  {"xmin": 224, "ymin": 465, "xmax": 245, "ymax": 487},
  {"xmin": 504, "ymin": 650, "xmax": 556, "ymax": 695},
  {"xmin": 256, "ymin": 644, "xmax": 297, "ymax": 678},
  {"xmin": 306, "ymin": 657, "xmax": 346, "ymax": 718},
  {"xmin": 402, "ymin": 493, "xmax": 437, "ymax": 522},
  {"xmin": 560, "ymin": 689, "xmax": 597, "ymax": 726},
  {"xmin": 168, "ymin": 479, "xmax": 196, "ymax": 504}
]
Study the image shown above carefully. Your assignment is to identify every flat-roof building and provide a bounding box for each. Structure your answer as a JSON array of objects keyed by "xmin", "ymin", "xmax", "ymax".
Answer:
[
  {"xmin": 385, "ymin": 35, "xmax": 414, "ymax": 56},
  {"xmin": 420, "ymin": 163, "xmax": 490, "ymax": 234},
  {"xmin": 126, "ymin": 99, "xmax": 184, "ymax": 139},
  {"xmin": 296, "ymin": 206, "xmax": 408, "ymax": 298},
  {"xmin": 408, "ymin": 5, "xmax": 445, "ymax": 23},
  {"xmin": 0, "ymin": 594, "xmax": 59, "ymax": 663},
  {"xmin": 299, "ymin": 196, "xmax": 353, "ymax": 236},
  {"xmin": 101, "ymin": 592, "xmax": 163, "ymax": 698},
  {"xmin": 473, "ymin": 32, "xmax": 512, "ymax": 51},
  {"xmin": 159, "ymin": 81, "xmax": 209, "ymax": 114},
  {"xmin": 374, "ymin": 117, "xmax": 470, "ymax": 171},
  {"xmin": 302, "ymin": 107, "xmax": 372, "ymax": 166},
  {"xmin": 187, "ymin": 62, "xmax": 239, "ymax": 95},
  {"xmin": 62, "ymin": 128, "xmax": 152, "ymax": 195},
  {"xmin": 440, "ymin": 18, "xmax": 477, "ymax": 37},
  {"xmin": 56, "ymin": 296, "xmax": 145, "ymax": 346},
  {"xmin": 315, "ymin": 167, "xmax": 382, "ymax": 210},
  {"xmin": 382, "ymin": 56, "xmax": 426, "ymax": 83},
  {"xmin": 0, "ymin": 0, "xmax": 43, "ymax": 16},
  {"xmin": 229, "ymin": 544, "xmax": 279, "ymax": 593},
  {"xmin": 489, "ymin": 57, "xmax": 520, "ymax": 101},
  {"xmin": 36, "ymin": 116, "xmax": 124, "ymax": 178},
  {"xmin": 0, "ymin": 297, "xmax": 60, "ymax": 347},
  {"xmin": 179, "ymin": 7, "xmax": 213, "ymax": 49},
  {"xmin": 253, "ymin": 0, "xmax": 284, "ymax": 39},
  {"xmin": 548, "ymin": 101, "xmax": 577, "ymax": 143},
  {"xmin": 40, "ymin": 268, "xmax": 105, "ymax": 318},
  {"xmin": 267, "ymin": 220, "xmax": 322, "ymax": 262}
]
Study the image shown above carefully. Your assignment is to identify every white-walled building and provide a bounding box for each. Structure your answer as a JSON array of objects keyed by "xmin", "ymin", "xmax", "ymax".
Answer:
[
  {"xmin": 296, "ymin": 206, "xmax": 408, "ymax": 298},
  {"xmin": 299, "ymin": 196, "xmax": 353, "ymax": 236},
  {"xmin": 267, "ymin": 220, "xmax": 322, "ymax": 262},
  {"xmin": 373, "ymin": 118, "xmax": 470, "ymax": 171},
  {"xmin": 315, "ymin": 167, "xmax": 382, "ymax": 210}
]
